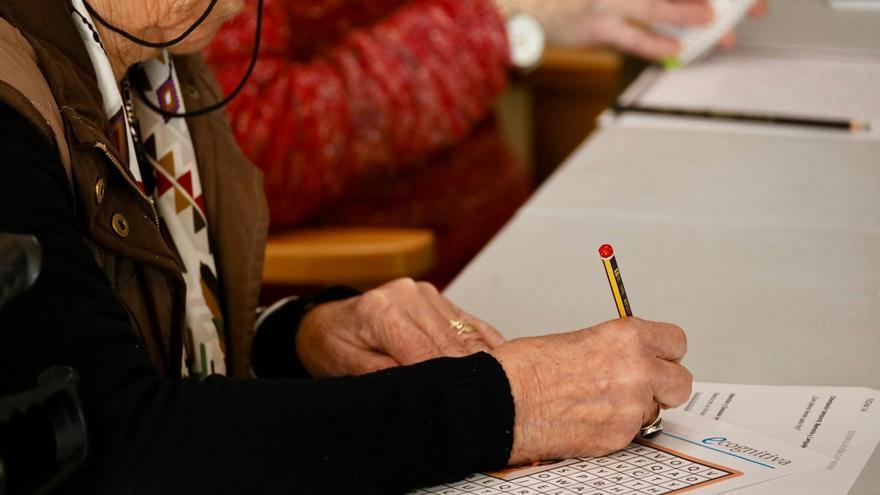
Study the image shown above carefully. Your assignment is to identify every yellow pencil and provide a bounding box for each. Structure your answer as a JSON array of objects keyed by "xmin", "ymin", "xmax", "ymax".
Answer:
[
  {"xmin": 599, "ymin": 244, "xmax": 632, "ymax": 318},
  {"xmin": 601, "ymin": 244, "xmax": 663, "ymax": 439}
]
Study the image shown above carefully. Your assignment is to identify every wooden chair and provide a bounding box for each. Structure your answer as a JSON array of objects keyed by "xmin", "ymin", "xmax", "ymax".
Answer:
[{"xmin": 262, "ymin": 227, "xmax": 435, "ymax": 288}]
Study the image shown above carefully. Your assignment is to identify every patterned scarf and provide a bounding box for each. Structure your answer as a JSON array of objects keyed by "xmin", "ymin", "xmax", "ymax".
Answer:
[{"xmin": 71, "ymin": 0, "xmax": 227, "ymax": 378}]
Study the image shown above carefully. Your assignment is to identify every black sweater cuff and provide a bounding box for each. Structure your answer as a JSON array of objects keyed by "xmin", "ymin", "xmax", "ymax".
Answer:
[{"xmin": 419, "ymin": 352, "xmax": 516, "ymax": 477}]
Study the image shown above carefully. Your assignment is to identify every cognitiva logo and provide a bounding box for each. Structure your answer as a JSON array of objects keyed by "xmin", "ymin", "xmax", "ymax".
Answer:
[{"xmin": 702, "ymin": 437, "xmax": 792, "ymax": 466}]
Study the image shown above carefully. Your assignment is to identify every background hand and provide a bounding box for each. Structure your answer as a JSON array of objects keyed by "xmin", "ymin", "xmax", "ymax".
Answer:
[
  {"xmin": 490, "ymin": 317, "xmax": 693, "ymax": 464},
  {"xmin": 296, "ymin": 278, "xmax": 505, "ymax": 377},
  {"xmin": 510, "ymin": 0, "xmax": 767, "ymax": 61}
]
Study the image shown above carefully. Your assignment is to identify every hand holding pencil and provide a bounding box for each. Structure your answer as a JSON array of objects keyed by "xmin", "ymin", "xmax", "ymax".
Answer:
[
  {"xmin": 600, "ymin": 243, "xmax": 664, "ymax": 438},
  {"xmin": 484, "ymin": 244, "xmax": 691, "ymax": 462},
  {"xmin": 490, "ymin": 317, "xmax": 692, "ymax": 463}
]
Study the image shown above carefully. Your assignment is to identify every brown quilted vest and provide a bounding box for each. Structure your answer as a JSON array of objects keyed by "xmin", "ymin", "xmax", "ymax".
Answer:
[{"xmin": 0, "ymin": 0, "xmax": 269, "ymax": 377}]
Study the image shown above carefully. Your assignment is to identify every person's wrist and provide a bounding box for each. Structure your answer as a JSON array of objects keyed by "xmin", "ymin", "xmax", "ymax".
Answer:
[
  {"xmin": 252, "ymin": 286, "xmax": 360, "ymax": 379},
  {"xmin": 492, "ymin": 0, "xmax": 546, "ymax": 71},
  {"xmin": 295, "ymin": 299, "xmax": 337, "ymax": 376},
  {"xmin": 490, "ymin": 340, "xmax": 544, "ymax": 464}
]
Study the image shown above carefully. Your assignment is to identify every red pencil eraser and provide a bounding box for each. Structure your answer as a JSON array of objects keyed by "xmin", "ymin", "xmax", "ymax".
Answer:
[{"xmin": 598, "ymin": 244, "xmax": 614, "ymax": 259}]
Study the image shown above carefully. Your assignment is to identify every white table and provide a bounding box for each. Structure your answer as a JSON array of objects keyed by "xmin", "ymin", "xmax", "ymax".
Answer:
[
  {"xmin": 445, "ymin": 3, "xmax": 880, "ymax": 490},
  {"xmin": 446, "ymin": 122, "xmax": 880, "ymax": 493},
  {"xmin": 737, "ymin": 0, "xmax": 880, "ymax": 56}
]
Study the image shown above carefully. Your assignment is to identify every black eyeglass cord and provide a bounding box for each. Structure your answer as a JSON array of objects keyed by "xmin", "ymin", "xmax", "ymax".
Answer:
[{"xmin": 83, "ymin": 0, "xmax": 264, "ymax": 118}]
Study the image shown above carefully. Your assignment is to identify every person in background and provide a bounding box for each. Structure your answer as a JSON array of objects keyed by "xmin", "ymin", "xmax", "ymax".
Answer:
[
  {"xmin": 206, "ymin": 0, "xmax": 526, "ymax": 286},
  {"xmin": 205, "ymin": 0, "xmax": 766, "ymax": 286}
]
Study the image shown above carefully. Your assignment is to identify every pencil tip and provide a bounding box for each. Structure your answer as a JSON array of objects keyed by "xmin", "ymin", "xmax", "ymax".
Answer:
[{"xmin": 851, "ymin": 121, "xmax": 871, "ymax": 133}]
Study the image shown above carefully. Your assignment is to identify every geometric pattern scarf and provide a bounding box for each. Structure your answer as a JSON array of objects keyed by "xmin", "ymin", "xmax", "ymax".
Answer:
[{"xmin": 71, "ymin": 0, "xmax": 226, "ymax": 378}]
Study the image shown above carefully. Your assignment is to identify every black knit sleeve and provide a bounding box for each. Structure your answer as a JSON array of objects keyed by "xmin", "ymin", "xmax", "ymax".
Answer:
[{"xmin": 0, "ymin": 101, "xmax": 514, "ymax": 495}]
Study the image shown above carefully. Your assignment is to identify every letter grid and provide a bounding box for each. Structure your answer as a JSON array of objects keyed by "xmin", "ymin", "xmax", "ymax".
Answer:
[{"xmin": 409, "ymin": 443, "xmax": 737, "ymax": 495}]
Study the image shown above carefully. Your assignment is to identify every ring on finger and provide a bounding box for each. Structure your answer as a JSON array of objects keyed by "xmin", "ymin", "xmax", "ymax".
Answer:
[
  {"xmin": 639, "ymin": 410, "xmax": 663, "ymax": 439},
  {"xmin": 449, "ymin": 319, "xmax": 476, "ymax": 336}
]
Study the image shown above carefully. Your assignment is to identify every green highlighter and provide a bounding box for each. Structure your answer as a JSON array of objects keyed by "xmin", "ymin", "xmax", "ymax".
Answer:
[{"xmin": 662, "ymin": 57, "xmax": 682, "ymax": 71}]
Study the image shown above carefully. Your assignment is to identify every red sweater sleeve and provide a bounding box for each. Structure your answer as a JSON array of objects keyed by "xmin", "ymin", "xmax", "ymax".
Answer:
[{"xmin": 204, "ymin": 0, "xmax": 510, "ymax": 226}]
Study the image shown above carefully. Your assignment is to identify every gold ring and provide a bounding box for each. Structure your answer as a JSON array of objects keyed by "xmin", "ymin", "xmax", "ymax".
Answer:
[
  {"xmin": 449, "ymin": 319, "xmax": 475, "ymax": 336},
  {"xmin": 639, "ymin": 411, "xmax": 663, "ymax": 439}
]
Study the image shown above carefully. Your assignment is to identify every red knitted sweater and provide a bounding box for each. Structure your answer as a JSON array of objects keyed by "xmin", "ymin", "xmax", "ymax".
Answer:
[{"xmin": 205, "ymin": 0, "xmax": 512, "ymax": 227}]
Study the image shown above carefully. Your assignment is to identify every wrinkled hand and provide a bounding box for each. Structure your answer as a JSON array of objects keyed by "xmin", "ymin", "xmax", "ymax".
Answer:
[
  {"xmin": 490, "ymin": 318, "xmax": 692, "ymax": 464},
  {"xmin": 296, "ymin": 278, "xmax": 506, "ymax": 377},
  {"xmin": 510, "ymin": 0, "xmax": 767, "ymax": 61}
]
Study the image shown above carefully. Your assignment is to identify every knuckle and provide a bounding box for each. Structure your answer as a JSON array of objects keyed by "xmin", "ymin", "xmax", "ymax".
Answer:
[
  {"xmin": 390, "ymin": 277, "xmax": 417, "ymax": 291},
  {"xmin": 682, "ymin": 366, "xmax": 694, "ymax": 387},
  {"xmin": 597, "ymin": 320, "xmax": 636, "ymax": 345},
  {"xmin": 675, "ymin": 325, "xmax": 688, "ymax": 353},
  {"xmin": 617, "ymin": 324, "xmax": 642, "ymax": 346},
  {"xmin": 604, "ymin": 318, "xmax": 628, "ymax": 332},
  {"xmin": 354, "ymin": 290, "xmax": 388, "ymax": 316},
  {"xmin": 416, "ymin": 281, "xmax": 439, "ymax": 296},
  {"xmin": 660, "ymin": 321, "xmax": 687, "ymax": 349},
  {"xmin": 673, "ymin": 368, "xmax": 694, "ymax": 404}
]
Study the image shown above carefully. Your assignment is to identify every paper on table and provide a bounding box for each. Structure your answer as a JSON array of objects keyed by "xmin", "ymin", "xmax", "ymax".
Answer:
[
  {"xmin": 412, "ymin": 415, "xmax": 829, "ymax": 495},
  {"xmin": 620, "ymin": 50, "xmax": 880, "ymax": 125},
  {"xmin": 735, "ymin": 0, "xmax": 880, "ymax": 56},
  {"xmin": 829, "ymin": 0, "xmax": 880, "ymax": 10},
  {"xmin": 666, "ymin": 383, "xmax": 880, "ymax": 494}
]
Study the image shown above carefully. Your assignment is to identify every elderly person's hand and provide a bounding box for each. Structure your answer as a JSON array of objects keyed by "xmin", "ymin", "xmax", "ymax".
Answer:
[
  {"xmin": 509, "ymin": 0, "xmax": 767, "ymax": 61},
  {"xmin": 296, "ymin": 278, "xmax": 506, "ymax": 377},
  {"xmin": 491, "ymin": 317, "xmax": 692, "ymax": 463}
]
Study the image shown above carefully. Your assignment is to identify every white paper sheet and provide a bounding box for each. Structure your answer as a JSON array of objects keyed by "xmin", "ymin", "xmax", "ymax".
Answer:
[
  {"xmin": 412, "ymin": 415, "xmax": 829, "ymax": 495},
  {"xmin": 667, "ymin": 383, "xmax": 880, "ymax": 494},
  {"xmin": 621, "ymin": 51, "xmax": 880, "ymax": 125}
]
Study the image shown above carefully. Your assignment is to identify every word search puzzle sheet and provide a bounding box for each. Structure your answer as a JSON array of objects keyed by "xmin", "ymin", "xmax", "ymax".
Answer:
[
  {"xmin": 410, "ymin": 417, "xmax": 829, "ymax": 495},
  {"xmin": 415, "ymin": 442, "xmax": 736, "ymax": 495}
]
